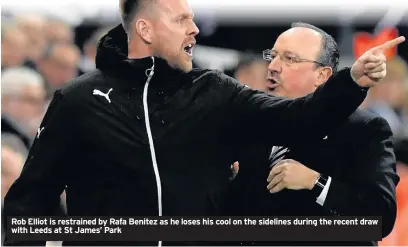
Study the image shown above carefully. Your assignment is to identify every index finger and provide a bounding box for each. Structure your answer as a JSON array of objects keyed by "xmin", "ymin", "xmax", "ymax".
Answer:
[{"xmin": 373, "ymin": 36, "xmax": 406, "ymax": 52}]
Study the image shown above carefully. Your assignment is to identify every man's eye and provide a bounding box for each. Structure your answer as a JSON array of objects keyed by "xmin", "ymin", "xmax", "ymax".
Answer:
[{"xmin": 285, "ymin": 55, "xmax": 297, "ymax": 62}]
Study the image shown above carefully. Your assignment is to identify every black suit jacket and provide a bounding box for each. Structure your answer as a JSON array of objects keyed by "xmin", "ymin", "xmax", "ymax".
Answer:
[{"xmin": 226, "ymin": 109, "xmax": 399, "ymax": 246}]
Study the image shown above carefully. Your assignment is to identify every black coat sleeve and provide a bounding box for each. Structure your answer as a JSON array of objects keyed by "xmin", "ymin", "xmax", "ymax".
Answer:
[
  {"xmin": 3, "ymin": 90, "xmax": 76, "ymax": 245},
  {"xmin": 226, "ymin": 68, "xmax": 368, "ymax": 146},
  {"xmin": 322, "ymin": 117, "xmax": 399, "ymax": 238}
]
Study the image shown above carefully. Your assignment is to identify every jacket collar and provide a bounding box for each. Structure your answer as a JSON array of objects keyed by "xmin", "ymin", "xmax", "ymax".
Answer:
[{"xmin": 95, "ymin": 24, "xmax": 185, "ymax": 88}]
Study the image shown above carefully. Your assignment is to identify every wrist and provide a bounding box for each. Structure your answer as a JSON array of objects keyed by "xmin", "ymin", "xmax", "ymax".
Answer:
[
  {"xmin": 308, "ymin": 170, "xmax": 320, "ymax": 190},
  {"xmin": 350, "ymin": 69, "xmax": 358, "ymax": 83},
  {"xmin": 350, "ymin": 69, "xmax": 371, "ymax": 89},
  {"xmin": 310, "ymin": 173, "xmax": 329, "ymax": 197}
]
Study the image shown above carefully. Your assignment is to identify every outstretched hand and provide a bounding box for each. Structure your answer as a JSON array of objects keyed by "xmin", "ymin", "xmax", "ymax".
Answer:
[{"xmin": 351, "ymin": 36, "xmax": 405, "ymax": 87}]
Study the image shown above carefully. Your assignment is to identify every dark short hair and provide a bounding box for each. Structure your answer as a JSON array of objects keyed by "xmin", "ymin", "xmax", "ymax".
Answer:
[
  {"xmin": 120, "ymin": 0, "xmax": 156, "ymax": 34},
  {"xmin": 291, "ymin": 22, "xmax": 340, "ymax": 73}
]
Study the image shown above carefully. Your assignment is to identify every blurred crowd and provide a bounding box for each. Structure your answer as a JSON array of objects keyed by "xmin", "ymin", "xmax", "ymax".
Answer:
[
  {"xmin": 1, "ymin": 14, "xmax": 108, "ymax": 243},
  {"xmin": 1, "ymin": 12, "xmax": 408, "ymax": 245},
  {"xmin": 1, "ymin": 14, "xmax": 111, "ymax": 140}
]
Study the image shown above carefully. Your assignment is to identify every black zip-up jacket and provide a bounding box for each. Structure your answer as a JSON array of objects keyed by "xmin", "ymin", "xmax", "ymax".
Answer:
[{"xmin": 3, "ymin": 24, "xmax": 368, "ymax": 245}]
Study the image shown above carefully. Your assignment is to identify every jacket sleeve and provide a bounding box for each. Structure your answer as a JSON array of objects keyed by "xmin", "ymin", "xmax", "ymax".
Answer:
[
  {"xmin": 226, "ymin": 68, "xmax": 368, "ymax": 146},
  {"xmin": 3, "ymin": 90, "xmax": 75, "ymax": 245},
  {"xmin": 321, "ymin": 117, "xmax": 399, "ymax": 238}
]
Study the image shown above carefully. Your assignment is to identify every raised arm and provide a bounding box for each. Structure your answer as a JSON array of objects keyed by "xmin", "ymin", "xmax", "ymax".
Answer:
[
  {"xmin": 227, "ymin": 36, "xmax": 405, "ymax": 145},
  {"xmin": 227, "ymin": 68, "xmax": 366, "ymax": 145}
]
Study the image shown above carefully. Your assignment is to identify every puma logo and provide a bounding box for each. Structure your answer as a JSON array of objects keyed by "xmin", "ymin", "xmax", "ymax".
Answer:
[
  {"xmin": 93, "ymin": 88, "xmax": 113, "ymax": 103},
  {"xmin": 37, "ymin": 127, "xmax": 44, "ymax": 138}
]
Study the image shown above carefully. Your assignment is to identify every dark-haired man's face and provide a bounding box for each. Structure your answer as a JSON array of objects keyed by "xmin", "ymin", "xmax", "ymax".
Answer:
[
  {"xmin": 151, "ymin": 0, "xmax": 199, "ymax": 72},
  {"xmin": 266, "ymin": 27, "xmax": 331, "ymax": 98}
]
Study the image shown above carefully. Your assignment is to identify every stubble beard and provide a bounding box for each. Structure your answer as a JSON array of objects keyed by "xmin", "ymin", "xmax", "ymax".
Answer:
[
  {"xmin": 154, "ymin": 45, "xmax": 192, "ymax": 73},
  {"xmin": 166, "ymin": 52, "xmax": 192, "ymax": 73}
]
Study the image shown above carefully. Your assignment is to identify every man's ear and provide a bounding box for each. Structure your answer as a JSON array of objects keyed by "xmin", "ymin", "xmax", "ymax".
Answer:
[
  {"xmin": 135, "ymin": 19, "xmax": 153, "ymax": 44},
  {"xmin": 315, "ymin": 66, "xmax": 333, "ymax": 87}
]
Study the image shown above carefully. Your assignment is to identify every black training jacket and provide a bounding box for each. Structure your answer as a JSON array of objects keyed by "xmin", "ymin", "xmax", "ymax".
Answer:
[{"xmin": 3, "ymin": 24, "xmax": 368, "ymax": 246}]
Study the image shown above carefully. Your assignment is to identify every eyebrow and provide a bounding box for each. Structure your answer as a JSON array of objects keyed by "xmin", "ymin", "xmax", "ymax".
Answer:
[
  {"xmin": 177, "ymin": 13, "xmax": 194, "ymax": 19},
  {"xmin": 282, "ymin": 50, "xmax": 300, "ymax": 57},
  {"xmin": 276, "ymin": 50, "xmax": 305, "ymax": 60}
]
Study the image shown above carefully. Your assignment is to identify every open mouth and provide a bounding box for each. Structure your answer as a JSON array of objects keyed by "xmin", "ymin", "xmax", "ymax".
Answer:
[
  {"xmin": 266, "ymin": 78, "xmax": 280, "ymax": 91},
  {"xmin": 183, "ymin": 43, "xmax": 194, "ymax": 56}
]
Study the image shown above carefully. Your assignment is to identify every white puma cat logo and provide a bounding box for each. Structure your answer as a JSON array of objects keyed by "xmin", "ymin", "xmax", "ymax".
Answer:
[
  {"xmin": 37, "ymin": 127, "xmax": 44, "ymax": 138},
  {"xmin": 93, "ymin": 88, "xmax": 113, "ymax": 103}
]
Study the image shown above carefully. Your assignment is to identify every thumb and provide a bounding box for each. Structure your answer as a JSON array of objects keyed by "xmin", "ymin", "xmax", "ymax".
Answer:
[{"xmin": 232, "ymin": 161, "xmax": 240, "ymax": 174}]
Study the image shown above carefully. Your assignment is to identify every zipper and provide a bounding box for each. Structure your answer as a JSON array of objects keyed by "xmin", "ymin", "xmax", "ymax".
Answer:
[{"xmin": 142, "ymin": 57, "xmax": 163, "ymax": 247}]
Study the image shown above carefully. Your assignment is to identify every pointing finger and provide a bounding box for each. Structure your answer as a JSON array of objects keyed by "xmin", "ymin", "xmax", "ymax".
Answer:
[{"xmin": 372, "ymin": 36, "xmax": 405, "ymax": 53}]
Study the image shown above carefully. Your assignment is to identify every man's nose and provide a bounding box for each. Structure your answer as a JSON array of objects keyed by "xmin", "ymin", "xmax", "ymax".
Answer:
[
  {"xmin": 268, "ymin": 57, "xmax": 282, "ymax": 74},
  {"xmin": 189, "ymin": 21, "xmax": 200, "ymax": 36}
]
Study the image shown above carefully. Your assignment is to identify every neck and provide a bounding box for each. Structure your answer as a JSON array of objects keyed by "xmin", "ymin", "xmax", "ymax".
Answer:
[{"xmin": 128, "ymin": 38, "xmax": 153, "ymax": 59}]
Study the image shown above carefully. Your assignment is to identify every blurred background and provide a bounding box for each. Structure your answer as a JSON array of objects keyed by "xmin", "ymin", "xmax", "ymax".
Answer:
[{"xmin": 1, "ymin": 1, "xmax": 407, "ymax": 245}]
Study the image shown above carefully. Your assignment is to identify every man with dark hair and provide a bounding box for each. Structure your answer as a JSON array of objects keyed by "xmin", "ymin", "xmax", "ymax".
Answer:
[
  {"xmin": 290, "ymin": 22, "xmax": 340, "ymax": 73},
  {"xmin": 3, "ymin": 0, "xmax": 403, "ymax": 245},
  {"xmin": 228, "ymin": 22, "xmax": 400, "ymax": 246},
  {"xmin": 264, "ymin": 21, "xmax": 341, "ymax": 98}
]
